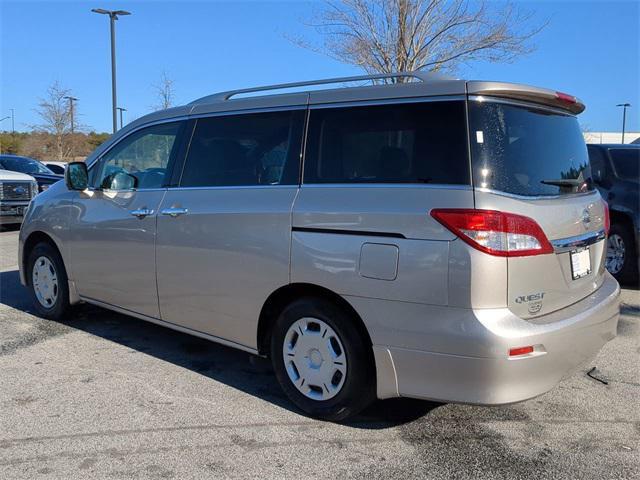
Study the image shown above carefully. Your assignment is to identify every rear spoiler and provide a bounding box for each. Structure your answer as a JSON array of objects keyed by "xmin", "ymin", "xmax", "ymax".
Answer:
[{"xmin": 467, "ymin": 81, "xmax": 585, "ymax": 115}]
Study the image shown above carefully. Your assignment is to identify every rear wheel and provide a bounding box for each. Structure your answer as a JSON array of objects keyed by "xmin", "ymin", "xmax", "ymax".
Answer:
[
  {"xmin": 27, "ymin": 242, "xmax": 70, "ymax": 320},
  {"xmin": 606, "ymin": 223, "xmax": 638, "ymax": 285},
  {"xmin": 270, "ymin": 297, "xmax": 375, "ymax": 422}
]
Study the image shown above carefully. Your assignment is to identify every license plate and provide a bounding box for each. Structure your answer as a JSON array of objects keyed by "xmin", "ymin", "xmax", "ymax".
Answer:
[{"xmin": 570, "ymin": 248, "xmax": 591, "ymax": 280}]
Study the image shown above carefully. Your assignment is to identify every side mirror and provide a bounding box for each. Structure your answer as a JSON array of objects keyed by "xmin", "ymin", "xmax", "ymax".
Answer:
[
  {"xmin": 65, "ymin": 162, "xmax": 88, "ymax": 190},
  {"xmin": 111, "ymin": 171, "xmax": 138, "ymax": 190},
  {"xmin": 101, "ymin": 171, "xmax": 138, "ymax": 191}
]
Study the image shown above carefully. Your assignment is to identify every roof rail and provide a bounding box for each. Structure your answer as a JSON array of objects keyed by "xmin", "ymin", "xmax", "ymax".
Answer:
[{"xmin": 190, "ymin": 71, "xmax": 452, "ymax": 105}]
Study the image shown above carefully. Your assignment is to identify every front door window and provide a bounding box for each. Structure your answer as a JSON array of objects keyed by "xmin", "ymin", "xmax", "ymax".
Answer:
[{"xmin": 93, "ymin": 122, "xmax": 181, "ymax": 190}]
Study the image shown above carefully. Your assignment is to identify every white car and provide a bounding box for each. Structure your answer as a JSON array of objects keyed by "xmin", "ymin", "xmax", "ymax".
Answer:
[
  {"xmin": 0, "ymin": 169, "xmax": 38, "ymax": 225},
  {"xmin": 42, "ymin": 161, "xmax": 67, "ymax": 175}
]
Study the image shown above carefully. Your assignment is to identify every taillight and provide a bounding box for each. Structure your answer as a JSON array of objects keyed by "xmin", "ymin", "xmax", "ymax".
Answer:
[
  {"xmin": 431, "ymin": 209, "xmax": 553, "ymax": 257},
  {"xmin": 602, "ymin": 199, "xmax": 610, "ymax": 236}
]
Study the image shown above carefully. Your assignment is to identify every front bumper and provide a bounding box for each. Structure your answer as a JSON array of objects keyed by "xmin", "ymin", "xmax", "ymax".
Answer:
[
  {"xmin": 356, "ymin": 273, "xmax": 620, "ymax": 404},
  {"xmin": 0, "ymin": 202, "xmax": 29, "ymax": 225}
]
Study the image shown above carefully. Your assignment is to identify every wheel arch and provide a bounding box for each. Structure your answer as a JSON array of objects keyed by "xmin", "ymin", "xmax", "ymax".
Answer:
[
  {"xmin": 257, "ymin": 283, "xmax": 374, "ymax": 360},
  {"xmin": 609, "ymin": 208, "xmax": 635, "ymax": 230},
  {"xmin": 22, "ymin": 231, "xmax": 63, "ymax": 286}
]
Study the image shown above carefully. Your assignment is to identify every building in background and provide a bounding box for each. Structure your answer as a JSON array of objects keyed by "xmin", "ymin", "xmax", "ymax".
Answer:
[{"xmin": 583, "ymin": 132, "xmax": 640, "ymax": 144}]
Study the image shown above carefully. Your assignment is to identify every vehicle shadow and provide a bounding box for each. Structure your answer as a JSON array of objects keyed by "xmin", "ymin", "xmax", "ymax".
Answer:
[
  {"xmin": 620, "ymin": 281, "xmax": 640, "ymax": 291},
  {"xmin": 0, "ymin": 269, "xmax": 440, "ymax": 428}
]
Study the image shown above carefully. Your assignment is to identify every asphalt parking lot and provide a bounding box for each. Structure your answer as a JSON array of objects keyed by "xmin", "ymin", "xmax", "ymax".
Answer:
[{"xmin": 0, "ymin": 227, "xmax": 638, "ymax": 479}]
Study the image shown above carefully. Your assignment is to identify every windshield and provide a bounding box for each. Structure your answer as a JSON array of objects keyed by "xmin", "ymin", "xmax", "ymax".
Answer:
[
  {"xmin": 468, "ymin": 100, "xmax": 593, "ymax": 196},
  {"xmin": 0, "ymin": 156, "xmax": 55, "ymax": 175},
  {"xmin": 610, "ymin": 149, "xmax": 640, "ymax": 181}
]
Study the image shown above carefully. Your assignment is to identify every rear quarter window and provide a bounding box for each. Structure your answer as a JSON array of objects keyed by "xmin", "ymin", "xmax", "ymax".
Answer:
[{"xmin": 303, "ymin": 101, "xmax": 469, "ymax": 185}]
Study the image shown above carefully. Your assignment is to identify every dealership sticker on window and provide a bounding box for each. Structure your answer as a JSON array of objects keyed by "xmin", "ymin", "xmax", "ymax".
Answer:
[{"xmin": 476, "ymin": 131, "xmax": 484, "ymax": 143}]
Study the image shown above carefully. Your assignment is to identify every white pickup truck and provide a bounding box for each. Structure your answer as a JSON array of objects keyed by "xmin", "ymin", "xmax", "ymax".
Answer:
[{"xmin": 0, "ymin": 169, "xmax": 38, "ymax": 225}]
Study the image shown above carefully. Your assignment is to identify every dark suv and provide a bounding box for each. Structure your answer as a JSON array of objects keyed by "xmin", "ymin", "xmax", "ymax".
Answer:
[
  {"xmin": 587, "ymin": 144, "xmax": 640, "ymax": 284},
  {"xmin": 0, "ymin": 155, "xmax": 62, "ymax": 192}
]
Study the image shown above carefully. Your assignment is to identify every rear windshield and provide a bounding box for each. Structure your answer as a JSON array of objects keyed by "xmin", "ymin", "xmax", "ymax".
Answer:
[
  {"xmin": 609, "ymin": 149, "xmax": 640, "ymax": 181},
  {"xmin": 468, "ymin": 101, "xmax": 593, "ymax": 196}
]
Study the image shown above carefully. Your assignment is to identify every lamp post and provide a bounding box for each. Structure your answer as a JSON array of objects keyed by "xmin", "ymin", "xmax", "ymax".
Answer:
[
  {"xmin": 64, "ymin": 96, "xmax": 78, "ymax": 133},
  {"xmin": 9, "ymin": 108, "xmax": 14, "ymax": 134},
  {"xmin": 116, "ymin": 107, "xmax": 126, "ymax": 129},
  {"xmin": 91, "ymin": 8, "xmax": 131, "ymax": 134},
  {"xmin": 616, "ymin": 103, "xmax": 631, "ymax": 144}
]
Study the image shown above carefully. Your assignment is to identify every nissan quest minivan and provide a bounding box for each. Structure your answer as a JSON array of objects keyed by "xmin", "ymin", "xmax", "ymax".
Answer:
[{"xmin": 19, "ymin": 72, "xmax": 620, "ymax": 421}]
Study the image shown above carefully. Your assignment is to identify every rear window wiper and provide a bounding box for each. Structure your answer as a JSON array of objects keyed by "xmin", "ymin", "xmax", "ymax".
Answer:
[{"xmin": 540, "ymin": 178, "xmax": 583, "ymax": 187}]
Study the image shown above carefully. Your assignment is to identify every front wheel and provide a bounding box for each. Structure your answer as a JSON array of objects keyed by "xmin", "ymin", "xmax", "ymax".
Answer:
[
  {"xmin": 270, "ymin": 297, "xmax": 375, "ymax": 422},
  {"xmin": 27, "ymin": 242, "xmax": 70, "ymax": 320}
]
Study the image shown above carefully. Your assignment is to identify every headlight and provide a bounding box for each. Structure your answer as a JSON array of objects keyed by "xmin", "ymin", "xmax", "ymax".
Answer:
[{"xmin": 31, "ymin": 181, "xmax": 39, "ymax": 197}]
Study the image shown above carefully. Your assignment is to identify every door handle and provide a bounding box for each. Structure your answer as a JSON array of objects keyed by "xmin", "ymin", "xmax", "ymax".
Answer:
[
  {"xmin": 129, "ymin": 208, "xmax": 154, "ymax": 218},
  {"xmin": 161, "ymin": 207, "xmax": 188, "ymax": 217}
]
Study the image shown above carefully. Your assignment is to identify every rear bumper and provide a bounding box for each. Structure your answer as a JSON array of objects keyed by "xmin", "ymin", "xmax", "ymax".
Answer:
[{"xmin": 359, "ymin": 273, "xmax": 620, "ymax": 404}]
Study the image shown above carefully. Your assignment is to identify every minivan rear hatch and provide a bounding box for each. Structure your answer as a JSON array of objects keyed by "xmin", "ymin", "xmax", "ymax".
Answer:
[{"xmin": 466, "ymin": 85, "xmax": 607, "ymax": 319}]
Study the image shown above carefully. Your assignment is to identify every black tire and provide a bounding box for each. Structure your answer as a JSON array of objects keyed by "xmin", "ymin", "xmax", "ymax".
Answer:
[
  {"xmin": 270, "ymin": 297, "xmax": 375, "ymax": 422},
  {"xmin": 607, "ymin": 223, "xmax": 639, "ymax": 286},
  {"xmin": 27, "ymin": 242, "xmax": 70, "ymax": 320}
]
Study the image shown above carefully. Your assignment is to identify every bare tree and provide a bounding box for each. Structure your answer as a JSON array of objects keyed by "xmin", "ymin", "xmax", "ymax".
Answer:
[
  {"xmin": 293, "ymin": 0, "xmax": 545, "ymax": 76},
  {"xmin": 152, "ymin": 72, "xmax": 175, "ymax": 111},
  {"xmin": 32, "ymin": 81, "xmax": 81, "ymax": 160}
]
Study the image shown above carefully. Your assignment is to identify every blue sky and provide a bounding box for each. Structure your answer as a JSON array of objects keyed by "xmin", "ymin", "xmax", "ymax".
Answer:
[{"xmin": 1, "ymin": 0, "xmax": 638, "ymax": 133}]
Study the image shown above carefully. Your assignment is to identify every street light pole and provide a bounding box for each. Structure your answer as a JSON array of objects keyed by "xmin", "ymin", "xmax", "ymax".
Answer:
[
  {"xmin": 64, "ymin": 96, "xmax": 78, "ymax": 133},
  {"xmin": 9, "ymin": 108, "xmax": 14, "ymax": 134},
  {"xmin": 92, "ymin": 8, "xmax": 131, "ymax": 134},
  {"xmin": 109, "ymin": 13, "xmax": 117, "ymax": 133},
  {"xmin": 616, "ymin": 103, "xmax": 631, "ymax": 144},
  {"xmin": 116, "ymin": 107, "xmax": 126, "ymax": 129}
]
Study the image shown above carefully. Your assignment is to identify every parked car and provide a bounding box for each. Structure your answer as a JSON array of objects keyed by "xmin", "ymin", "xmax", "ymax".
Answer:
[
  {"xmin": 0, "ymin": 169, "xmax": 38, "ymax": 225},
  {"xmin": 42, "ymin": 161, "xmax": 68, "ymax": 175},
  {"xmin": 587, "ymin": 144, "xmax": 640, "ymax": 284},
  {"xmin": 0, "ymin": 154, "xmax": 63, "ymax": 192},
  {"xmin": 18, "ymin": 72, "xmax": 620, "ymax": 421}
]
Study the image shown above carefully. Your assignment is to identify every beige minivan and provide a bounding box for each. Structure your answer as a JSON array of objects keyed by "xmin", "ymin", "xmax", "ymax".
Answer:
[{"xmin": 19, "ymin": 72, "xmax": 620, "ymax": 421}]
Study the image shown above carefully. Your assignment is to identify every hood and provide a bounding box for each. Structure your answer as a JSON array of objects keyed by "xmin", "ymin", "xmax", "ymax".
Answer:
[{"xmin": 0, "ymin": 169, "xmax": 36, "ymax": 182}]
